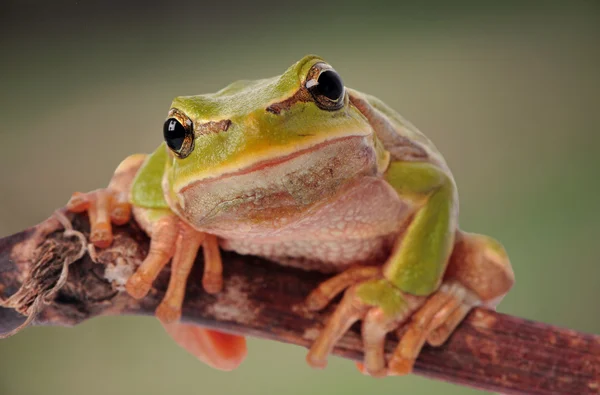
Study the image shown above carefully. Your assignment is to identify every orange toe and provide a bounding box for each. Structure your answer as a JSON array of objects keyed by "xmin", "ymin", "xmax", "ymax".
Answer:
[
  {"xmin": 388, "ymin": 356, "xmax": 415, "ymax": 376},
  {"xmin": 90, "ymin": 222, "xmax": 113, "ymax": 248},
  {"xmin": 67, "ymin": 192, "xmax": 90, "ymax": 212},
  {"xmin": 162, "ymin": 322, "xmax": 247, "ymax": 371},
  {"xmin": 125, "ymin": 273, "xmax": 153, "ymax": 300},
  {"xmin": 355, "ymin": 361, "xmax": 366, "ymax": 374},
  {"xmin": 110, "ymin": 203, "xmax": 131, "ymax": 225}
]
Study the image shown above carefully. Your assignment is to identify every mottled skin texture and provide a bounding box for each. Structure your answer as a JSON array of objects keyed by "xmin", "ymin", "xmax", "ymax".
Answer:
[{"xmin": 67, "ymin": 55, "xmax": 514, "ymax": 376}]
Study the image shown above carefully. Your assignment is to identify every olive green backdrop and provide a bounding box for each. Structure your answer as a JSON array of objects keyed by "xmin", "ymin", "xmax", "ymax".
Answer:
[{"xmin": 1, "ymin": 1, "xmax": 598, "ymax": 394}]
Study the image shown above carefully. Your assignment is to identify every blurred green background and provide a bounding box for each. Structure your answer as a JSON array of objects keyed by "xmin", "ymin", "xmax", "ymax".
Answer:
[{"xmin": 1, "ymin": 1, "xmax": 599, "ymax": 394}]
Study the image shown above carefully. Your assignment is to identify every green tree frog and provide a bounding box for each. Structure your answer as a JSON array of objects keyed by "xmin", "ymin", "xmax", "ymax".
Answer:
[{"xmin": 67, "ymin": 55, "xmax": 514, "ymax": 376}]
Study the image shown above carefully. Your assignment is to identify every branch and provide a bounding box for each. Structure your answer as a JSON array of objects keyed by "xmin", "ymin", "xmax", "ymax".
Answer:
[{"xmin": 0, "ymin": 211, "xmax": 598, "ymax": 395}]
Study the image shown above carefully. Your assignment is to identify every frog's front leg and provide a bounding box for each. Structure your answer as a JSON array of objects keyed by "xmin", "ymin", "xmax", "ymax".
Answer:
[
  {"xmin": 67, "ymin": 154, "xmax": 224, "ymax": 320},
  {"xmin": 125, "ymin": 208, "xmax": 223, "ymax": 322},
  {"xmin": 66, "ymin": 155, "xmax": 246, "ymax": 370},
  {"xmin": 389, "ymin": 231, "xmax": 514, "ymax": 374},
  {"xmin": 306, "ymin": 161, "xmax": 514, "ymax": 376},
  {"xmin": 306, "ymin": 161, "xmax": 458, "ymax": 376},
  {"xmin": 127, "ymin": 207, "xmax": 248, "ymax": 369},
  {"xmin": 126, "ymin": 207, "xmax": 246, "ymax": 371}
]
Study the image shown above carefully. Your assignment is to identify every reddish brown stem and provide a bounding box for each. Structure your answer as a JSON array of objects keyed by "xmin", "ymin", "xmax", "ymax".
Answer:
[{"xmin": 0, "ymin": 211, "xmax": 598, "ymax": 395}]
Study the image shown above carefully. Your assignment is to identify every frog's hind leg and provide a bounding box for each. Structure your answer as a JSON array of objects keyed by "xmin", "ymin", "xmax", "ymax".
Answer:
[
  {"xmin": 163, "ymin": 323, "xmax": 247, "ymax": 371},
  {"xmin": 388, "ymin": 231, "xmax": 514, "ymax": 375},
  {"xmin": 67, "ymin": 154, "xmax": 147, "ymax": 247}
]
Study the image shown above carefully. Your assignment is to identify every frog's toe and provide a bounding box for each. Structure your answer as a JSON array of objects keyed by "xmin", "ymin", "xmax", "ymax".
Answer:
[
  {"xmin": 122, "ymin": 214, "xmax": 225, "ymax": 328},
  {"xmin": 88, "ymin": 189, "xmax": 115, "ymax": 248},
  {"xmin": 361, "ymin": 307, "xmax": 406, "ymax": 377},
  {"xmin": 110, "ymin": 191, "xmax": 131, "ymax": 225},
  {"xmin": 306, "ymin": 285, "xmax": 370, "ymax": 369},
  {"xmin": 125, "ymin": 271, "xmax": 155, "ymax": 300},
  {"xmin": 426, "ymin": 303, "xmax": 471, "ymax": 346},
  {"xmin": 305, "ymin": 266, "xmax": 381, "ymax": 311},
  {"xmin": 200, "ymin": 234, "xmax": 224, "ymax": 295},
  {"xmin": 125, "ymin": 215, "xmax": 178, "ymax": 299},
  {"xmin": 307, "ymin": 281, "xmax": 419, "ymax": 377},
  {"xmin": 153, "ymin": 223, "xmax": 205, "ymax": 324},
  {"xmin": 388, "ymin": 281, "xmax": 479, "ymax": 375},
  {"xmin": 66, "ymin": 191, "xmax": 91, "ymax": 212},
  {"xmin": 66, "ymin": 188, "xmax": 132, "ymax": 248},
  {"xmin": 90, "ymin": 221, "xmax": 113, "ymax": 249},
  {"xmin": 156, "ymin": 300, "xmax": 183, "ymax": 324},
  {"xmin": 66, "ymin": 155, "xmax": 145, "ymax": 249}
]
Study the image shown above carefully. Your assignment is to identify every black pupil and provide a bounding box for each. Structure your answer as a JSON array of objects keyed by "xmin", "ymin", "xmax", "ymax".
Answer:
[
  {"xmin": 163, "ymin": 118, "xmax": 187, "ymax": 152},
  {"xmin": 316, "ymin": 70, "xmax": 344, "ymax": 101}
]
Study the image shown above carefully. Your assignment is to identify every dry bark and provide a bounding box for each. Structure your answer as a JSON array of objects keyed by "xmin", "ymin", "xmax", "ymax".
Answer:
[{"xmin": 0, "ymin": 210, "xmax": 598, "ymax": 395}]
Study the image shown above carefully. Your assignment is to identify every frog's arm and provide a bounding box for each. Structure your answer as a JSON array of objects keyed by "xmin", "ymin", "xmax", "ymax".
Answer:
[
  {"xmin": 348, "ymin": 89, "xmax": 457, "ymax": 296},
  {"xmin": 307, "ymin": 90, "xmax": 513, "ymax": 376},
  {"xmin": 382, "ymin": 161, "xmax": 456, "ymax": 295},
  {"xmin": 306, "ymin": 91, "xmax": 458, "ymax": 374},
  {"xmin": 125, "ymin": 144, "xmax": 249, "ymax": 369},
  {"xmin": 67, "ymin": 144, "xmax": 248, "ymax": 371},
  {"xmin": 351, "ymin": 90, "xmax": 511, "ymax": 374}
]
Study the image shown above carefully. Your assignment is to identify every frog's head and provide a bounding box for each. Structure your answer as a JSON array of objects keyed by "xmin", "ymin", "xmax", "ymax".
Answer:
[{"xmin": 162, "ymin": 55, "xmax": 388, "ymax": 233}]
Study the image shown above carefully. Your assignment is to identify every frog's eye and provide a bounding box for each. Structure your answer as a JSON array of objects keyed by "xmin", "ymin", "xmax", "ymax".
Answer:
[
  {"xmin": 306, "ymin": 63, "xmax": 345, "ymax": 111},
  {"xmin": 163, "ymin": 113, "xmax": 194, "ymax": 159}
]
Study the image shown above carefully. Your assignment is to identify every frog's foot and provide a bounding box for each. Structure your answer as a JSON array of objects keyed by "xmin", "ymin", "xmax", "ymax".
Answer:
[
  {"xmin": 124, "ymin": 217, "xmax": 224, "ymax": 323},
  {"xmin": 386, "ymin": 281, "xmax": 479, "ymax": 375},
  {"xmin": 162, "ymin": 322, "xmax": 247, "ymax": 371},
  {"xmin": 67, "ymin": 189, "xmax": 130, "ymax": 248},
  {"xmin": 305, "ymin": 270, "xmax": 425, "ymax": 377},
  {"xmin": 305, "ymin": 232, "xmax": 514, "ymax": 377},
  {"xmin": 66, "ymin": 154, "xmax": 146, "ymax": 248},
  {"xmin": 388, "ymin": 231, "xmax": 515, "ymax": 375}
]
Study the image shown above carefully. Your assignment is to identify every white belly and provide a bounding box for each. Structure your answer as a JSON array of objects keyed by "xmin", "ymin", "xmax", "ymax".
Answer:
[{"xmin": 219, "ymin": 176, "xmax": 413, "ymax": 273}]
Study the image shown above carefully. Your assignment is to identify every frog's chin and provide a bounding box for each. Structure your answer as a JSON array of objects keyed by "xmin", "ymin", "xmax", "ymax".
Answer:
[{"xmin": 173, "ymin": 134, "xmax": 379, "ymax": 233}]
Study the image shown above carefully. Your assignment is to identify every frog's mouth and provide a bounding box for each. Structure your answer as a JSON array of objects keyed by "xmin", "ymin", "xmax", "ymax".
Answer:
[
  {"xmin": 180, "ymin": 135, "xmax": 366, "ymax": 192},
  {"xmin": 174, "ymin": 134, "xmax": 379, "ymax": 232}
]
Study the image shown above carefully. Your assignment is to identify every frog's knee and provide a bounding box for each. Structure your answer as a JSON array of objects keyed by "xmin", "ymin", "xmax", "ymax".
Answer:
[{"xmin": 445, "ymin": 232, "xmax": 515, "ymax": 306}]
